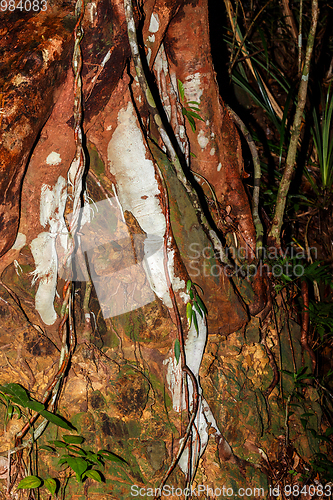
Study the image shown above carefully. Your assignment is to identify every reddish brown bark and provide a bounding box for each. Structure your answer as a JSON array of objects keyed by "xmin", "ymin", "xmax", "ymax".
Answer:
[
  {"xmin": 163, "ymin": 0, "xmax": 256, "ymax": 257},
  {"xmin": 0, "ymin": 8, "xmax": 75, "ymax": 257}
]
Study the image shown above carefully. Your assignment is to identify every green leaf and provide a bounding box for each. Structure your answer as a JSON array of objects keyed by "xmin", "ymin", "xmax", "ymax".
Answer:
[
  {"xmin": 49, "ymin": 440, "xmax": 68, "ymax": 448},
  {"xmin": 6, "ymin": 404, "xmax": 13, "ymax": 422},
  {"xmin": 13, "ymin": 405, "xmax": 21, "ymax": 419},
  {"xmin": 185, "ymin": 109, "xmax": 204, "ymax": 121},
  {"xmin": 186, "ymin": 280, "xmax": 192, "ymax": 294},
  {"xmin": 0, "ymin": 383, "xmax": 31, "ymax": 407},
  {"xmin": 66, "ymin": 445, "xmax": 87, "ymax": 456},
  {"xmin": 189, "ymin": 152, "xmax": 197, "ymax": 158},
  {"xmin": 62, "ymin": 435, "xmax": 84, "ymax": 444},
  {"xmin": 58, "ymin": 456, "xmax": 69, "ymax": 466},
  {"xmin": 97, "ymin": 450, "xmax": 127, "ymax": 464},
  {"xmin": 192, "ymin": 309, "xmax": 199, "ymax": 335},
  {"xmin": 177, "ymin": 79, "xmax": 185, "ymax": 102},
  {"xmin": 66, "ymin": 456, "xmax": 88, "ymax": 476},
  {"xmin": 44, "ymin": 477, "xmax": 58, "ymax": 496},
  {"xmin": 17, "ymin": 476, "xmax": 42, "ymax": 489},
  {"xmin": 186, "ymin": 302, "xmax": 192, "ymax": 327},
  {"xmin": 26, "ymin": 400, "xmax": 45, "ymax": 413},
  {"xmin": 184, "ymin": 112, "xmax": 196, "ymax": 132},
  {"xmin": 39, "ymin": 410, "xmax": 75, "ymax": 430},
  {"xmin": 86, "ymin": 451, "xmax": 103, "ymax": 465},
  {"xmin": 83, "ymin": 469, "xmax": 104, "ymax": 482},
  {"xmin": 195, "ymin": 295, "xmax": 208, "ymax": 316},
  {"xmin": 300, "ymin": 418, "xmax": 307, "ymax": 430},
  {"xmin": 193, "ymin": 300, "xmax": 203, "ymax": 318},
  {"xmin": 188, "ymin": 101, "xmax": 200, "ymax": 105},
  {"xmin": 174, "ymin": 339, "xmax": 181, "ymax": 365},
  {"xmin": 189, "ymin": 289, "xmax": 194, "ymax": 300}
]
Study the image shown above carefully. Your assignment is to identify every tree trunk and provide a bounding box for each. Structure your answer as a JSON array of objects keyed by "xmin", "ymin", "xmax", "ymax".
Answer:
[{"xmin": 0, "ymin": 1, "xmax": 323, "ymax": 498}]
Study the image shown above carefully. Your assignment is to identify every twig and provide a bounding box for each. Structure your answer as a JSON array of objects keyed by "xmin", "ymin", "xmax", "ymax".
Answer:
[
  {"xmin": 226, "ymin": 105, "xmax": 264, "ymax": 259},
  {"xmin": 304, "ymin": 215, "xmax": 320, "ymax": 301},
  {"xmin": 300, "ymin": 279, "xmax": 316, "ymax": 373},
  {"xmin": 228, "ymin": 0, "xmax": 274, "ymax": 77},
  {"xmin": 224, "ymin": 0, "xmax": 283, "ymax": 120},
  {"xmin": 269, "ymin": 0, "xmax": 319, "ymax": 247},
  {"xmin": 155, "ymin": 367, "xmax": 199, "ymax": 500}
]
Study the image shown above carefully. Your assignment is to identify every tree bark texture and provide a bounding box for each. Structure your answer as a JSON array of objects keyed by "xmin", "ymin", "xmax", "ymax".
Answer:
[{"xmin": 0, "ymin": 1, "xmax": 323, "ymax": 498}]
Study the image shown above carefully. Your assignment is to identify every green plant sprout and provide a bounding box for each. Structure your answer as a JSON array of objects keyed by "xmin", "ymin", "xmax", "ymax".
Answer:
[
  {"xmin": 173, "ymin": 280, "xmax": 207, "ymax": 364},
  {"xmin": 0, "ymin": 383, "xmax": 74, "ymax": 431},
  {"xmin": 177, "ymin": 79, "xmax": 204, "ymax": 133},
  {"xmin": 185, "ymin": 279, "xmax": 207, "ymax": 335},
  {"xmin": 17, "ymin": 436, "xmax": 127, "ymax": 497},
  {"xmin": 306, "ymin": 84, "xmax": 333, "ymax": 199},
  {"xmin": 0, "ymin": 383, "xmax": 127, "ymax": 497}
]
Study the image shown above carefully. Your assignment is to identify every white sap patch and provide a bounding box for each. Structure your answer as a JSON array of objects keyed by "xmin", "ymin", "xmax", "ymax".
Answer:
[
  {"xmin": 163, "ymin": 356, "xmax": 183, "ymax": 411},
  {"xmin": 107, "ymin": 101, "xmax": 174, "ymax": 306},
  {"xmin": 12, "ymin": 232, "xmax": 26, "ymax": 251},
  {"xmin": 46, "ymin": 151, "xmax": 61, "ymax": 165},
  {"xmin": 197, "ymin": 130, "xmax": 209, "ymax": 150},
  {"xmin": 30, "ymin": 176, "xmax": 68, "ymax": 325},
  {"xmin": 147, "ymin": 34, "xmax": 155, "ymax": 43},
  {"xmin": 149, "ymin": 12, "xmax": 160, "ymax": 33},
  {"xmin": 183, "ymin": 72, "xmax": 203, "ymax": 104},
  {"xmin": 210, "ymin": 147, "xmax": 215, "ymax": 156},
  {"xmin": 185, "ymin": 313, "xmax": 207, "ymax": 379},
  {"xmin": 146, "ymin": 47, "xmax": 152, "ymax": 65},
  {"xmin": 30, "ymin": 233, "xmax": 58, "ymax": 325},
  {"xmin": 217, "ymin": 162, "xmax": 222, "ymax": 171}
]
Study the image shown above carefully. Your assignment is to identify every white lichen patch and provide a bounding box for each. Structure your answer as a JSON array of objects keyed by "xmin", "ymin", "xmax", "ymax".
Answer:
[
  {"xmin": 147, "ymin": 34, "xmax": 155, "ymax": 43},
  {"xmin": 217, "ymin": 162, "xmax": 222, "ymax": 171},
  {"xmin": 146, "ymin": 47, "xmax": 152, "ymax": 65},
  {"xmin": 30, "ymin": 233, "xmax": 58, "ymax": 325},
  {"xmin": 30, "ymin": 176, "xmax": 68, "ymax": 325},
  {"xmin": 46, "ymin": 151, "xmax": 61, "ymax": 165},
  {"xmin": 107, "ymin": 101, "xmax": 174, "ymax": 306},
  {"xmin": 210, "ymin": 147, "xmax": 215, "ymax": 156},
  {"xmin": 183, "ymin": 72, "xmax": 203, "ymax": 104},
  {"xmin": 163, "ymin": 355, "xmax": 183, "ymax": 411},
  {"xmin": 148, "ymin": 12, "xmax": 160, "ymax": 33},
  {"xmin": 197, "ymin": 130, "xmax": 209, "ymax": 150},
  {"xmin": 12, "ymin": 232, "xmax": 26, "ymax": 251}
]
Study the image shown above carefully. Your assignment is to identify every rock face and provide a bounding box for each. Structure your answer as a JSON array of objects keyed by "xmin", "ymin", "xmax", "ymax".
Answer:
[{"xmin": 0, "ymin": 1, "xmax": 323, "ymax": 499}]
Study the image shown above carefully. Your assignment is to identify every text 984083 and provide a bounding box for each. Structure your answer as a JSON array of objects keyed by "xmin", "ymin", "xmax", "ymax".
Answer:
[{"xmin": 1, "ymin": 0, "xmax": 47, "ymax": 11}]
